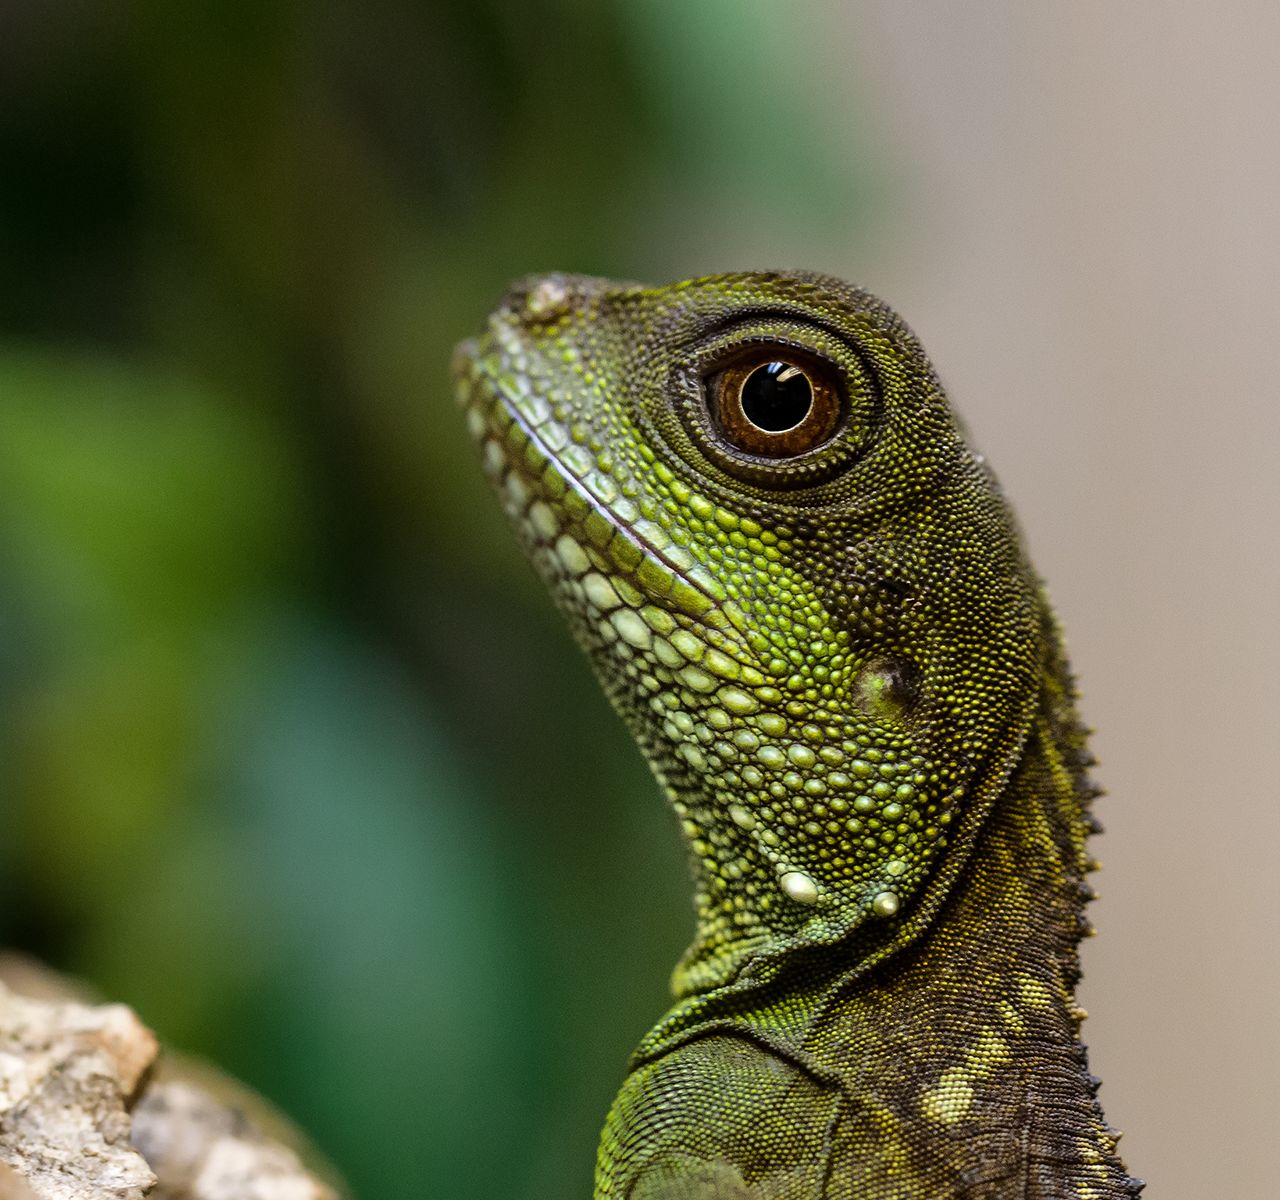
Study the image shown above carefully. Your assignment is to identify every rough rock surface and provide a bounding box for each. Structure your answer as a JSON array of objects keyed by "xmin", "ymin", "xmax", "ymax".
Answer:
[
  {"xmin": 0, "ymin": 961, "xmax": 341, "ymax": 1200},
  {"xmin": 0, "ymin": 980, "xmax": 156, "ymax": 1199}
]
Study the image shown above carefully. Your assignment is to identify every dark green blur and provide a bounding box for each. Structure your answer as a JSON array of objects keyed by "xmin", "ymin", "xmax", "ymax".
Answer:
[{"xmin": 0, "ymin": 3, "xmax": 874, "ymax": 1195}]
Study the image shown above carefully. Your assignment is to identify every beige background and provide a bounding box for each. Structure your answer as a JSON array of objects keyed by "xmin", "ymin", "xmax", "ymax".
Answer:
[
  {"xmin": 850, "ymin": 6, "xmax": 1278, "ymax": 1195},
  {"xmin": 655, "ymin": 4, "xmax": 1279, "ymax": 1194}
]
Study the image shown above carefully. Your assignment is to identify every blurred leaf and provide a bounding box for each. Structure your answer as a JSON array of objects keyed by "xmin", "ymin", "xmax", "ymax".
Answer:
[
  {"xmin": 618, "ymin": 0, "xmax": 869, "ymax": 221},
  {"xmin": 0, "ymin": 347, "xmax": 311, "ymax": 911}
]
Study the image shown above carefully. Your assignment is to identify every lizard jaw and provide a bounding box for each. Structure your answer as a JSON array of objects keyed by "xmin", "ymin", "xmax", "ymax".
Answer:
[{"xmin": 454, "ymin": 327, "xmax": 767, "ymax": 677}]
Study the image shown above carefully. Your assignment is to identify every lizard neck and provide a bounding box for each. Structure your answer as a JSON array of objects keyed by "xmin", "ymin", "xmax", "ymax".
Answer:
[
  {"xmin": 803, "ymin": 707, "xmax": 1138, "ymax": 1195},
  {"xmin": 630, "ymin": 673, "xmax": 1143, "ymax": 1196}
]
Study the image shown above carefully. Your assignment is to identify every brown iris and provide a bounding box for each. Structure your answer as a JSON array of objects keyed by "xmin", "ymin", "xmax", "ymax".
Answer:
[{"xmin": 710, "ymin": 354, "xmax": 841, "ymax": 458}]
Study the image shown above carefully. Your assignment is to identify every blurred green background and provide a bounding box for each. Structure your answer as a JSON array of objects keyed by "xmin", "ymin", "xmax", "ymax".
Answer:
[
  {"xmin": 0, "ymin": 3, "xmax": 873, "ymax": 1196},
  {"xmin": 5, "ymin": 3, "xmax": 1279, "ymax": 1198}
]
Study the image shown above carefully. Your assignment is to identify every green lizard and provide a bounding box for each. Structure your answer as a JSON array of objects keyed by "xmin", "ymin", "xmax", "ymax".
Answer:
[{"xmin": 454, "ymin": 272, "xmax": 1143, "ymax": 1199}]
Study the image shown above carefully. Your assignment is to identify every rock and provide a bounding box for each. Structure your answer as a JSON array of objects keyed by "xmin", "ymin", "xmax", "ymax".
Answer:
[
  {"xmin": 134, "ymin": 1081, "xmax": 337, "ymax": 1200},
  {"xmin": 0, "ymin": 980, "xmax": 157, "ymax": 1200},
  {"xmin": 0, "ymin": 961, "xmax": 342, "ymax": 1200}
]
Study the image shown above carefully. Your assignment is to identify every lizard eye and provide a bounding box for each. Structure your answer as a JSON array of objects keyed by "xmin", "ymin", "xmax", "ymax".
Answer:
[{"xmin": 708, "ymin": 353, "xmax": 842, "ymax": 458}]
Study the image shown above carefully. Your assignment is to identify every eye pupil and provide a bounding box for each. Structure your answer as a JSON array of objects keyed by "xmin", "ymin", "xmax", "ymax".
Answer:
[
  {"xmin": 707, "ymin": 350, "xmax": 842, "ymax": 466},
  {"xmin": 740, "ymin": 362, "xmax": 813, "ymax": 432}
]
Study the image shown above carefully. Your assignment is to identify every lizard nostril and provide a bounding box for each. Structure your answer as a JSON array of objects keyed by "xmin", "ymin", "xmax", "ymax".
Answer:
[
  {"xmin": 523, "ymin": 277, "xmax": 572, "ymax": 321},
  {"xmin": 496, "ymin": 274, "xmax": 577, "ymax": 325}
]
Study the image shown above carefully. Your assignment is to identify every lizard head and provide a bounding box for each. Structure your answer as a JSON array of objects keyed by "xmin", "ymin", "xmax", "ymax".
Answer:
[{"xmin": 455, "ymin": 272, "xmax": 1043, "ymax": 993}]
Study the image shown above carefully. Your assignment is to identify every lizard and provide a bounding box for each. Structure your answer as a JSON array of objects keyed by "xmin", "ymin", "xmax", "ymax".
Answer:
[{"xmin": 453, "ymin": 271, "xmax": 1144, "ymax": 1199}]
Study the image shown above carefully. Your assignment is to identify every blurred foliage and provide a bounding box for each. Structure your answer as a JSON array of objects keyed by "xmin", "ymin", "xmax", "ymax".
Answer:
[{"xmin": 0, "ymin": 1, "xmax": 875, "ymax": 1195}]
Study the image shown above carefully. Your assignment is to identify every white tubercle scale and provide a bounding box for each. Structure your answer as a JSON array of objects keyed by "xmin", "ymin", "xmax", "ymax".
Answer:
[
  {"xmin": 871, "ymin": 891, "xmax": 900, "ymax": 918},
  {"xmin": 779, "ymin": 870, "xmax": 820, "ymax": 906}
]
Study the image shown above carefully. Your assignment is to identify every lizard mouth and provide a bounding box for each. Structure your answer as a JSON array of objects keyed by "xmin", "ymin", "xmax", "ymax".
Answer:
[{"xmin": 453, "ymin": 327, "xmax": 766, "ymax": 674}]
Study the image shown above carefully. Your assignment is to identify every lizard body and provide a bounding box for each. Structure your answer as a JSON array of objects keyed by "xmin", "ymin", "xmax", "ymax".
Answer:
[{"xmin": 454, "ymin": 272, "xmax": 1142, "ymax": 1199}]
